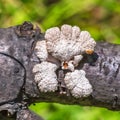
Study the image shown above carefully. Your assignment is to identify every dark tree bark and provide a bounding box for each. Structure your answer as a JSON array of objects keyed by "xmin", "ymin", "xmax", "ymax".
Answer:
[{"xmin": 0, "ymin": 22, "xmax": 120, "ymax": 119}]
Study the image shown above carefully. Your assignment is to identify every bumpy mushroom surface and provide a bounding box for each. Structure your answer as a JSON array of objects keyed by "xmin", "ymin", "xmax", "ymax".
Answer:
[
  {"xmin": 34, "ymin": 40, "xmax": 48, "ymax": 61},
  {"xmin": 33, "ymin": 24, "xmax": 96, "ymax": 97},
  {"xmin": 32, "ymin": 61, "xmax": 58, "ymax": 92},
  {"xmin": 64, "ymin": 70, "xmax": 93, "ymax": 98},
  {"xmin": 45, "ymin": 24, "xmax": 96, "ymax": 62}
]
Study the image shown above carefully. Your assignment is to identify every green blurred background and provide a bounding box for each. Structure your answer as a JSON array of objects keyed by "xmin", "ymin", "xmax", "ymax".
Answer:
[{"xmin": 0, "ymin": 0, "xmax": 120, "ymax": 119}]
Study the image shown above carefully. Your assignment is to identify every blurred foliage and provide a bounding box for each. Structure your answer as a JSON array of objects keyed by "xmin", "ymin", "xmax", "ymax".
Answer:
[
  {"xmin": 30, "ymin": 103, "xmax": 120, "ymax": 120},
  {"xmin": 0, "ymin": 0, "xmax": 120, "ymax": 120},
  {"xmin": 0, "ymin": 0, "xmax": 120, "ymax": 44}
]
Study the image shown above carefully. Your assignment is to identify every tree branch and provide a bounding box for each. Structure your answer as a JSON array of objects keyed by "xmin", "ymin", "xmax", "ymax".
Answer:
[{"xmin": 0, "ymin": 22, "xmax": 120, "ymax": 119}]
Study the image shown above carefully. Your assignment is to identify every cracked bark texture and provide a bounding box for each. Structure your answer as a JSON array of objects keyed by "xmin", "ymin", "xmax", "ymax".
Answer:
[{"xmin": 0, "ymin": 22, "xmax": 120, "ymax": 119}]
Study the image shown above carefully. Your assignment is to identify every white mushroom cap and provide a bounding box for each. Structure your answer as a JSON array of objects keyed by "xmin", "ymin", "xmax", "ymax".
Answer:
[
  {"xmin": 73, "ymin": 55, "xmax": 83, "ymax": 66},
  {"xmin": 33, "ymin": 24, "xmax": 95, "ymax": 96},
  {"xmin": 34, "ymin": 40, "xmax": 48, "ymax": 61},
  {"xmin": 33, "ymin": 61, "xmax": 58, "ymax": 92},
  {"xmin": 45, "ymin": 24, "xmax": 96, "ymax": 61},
  {"xmin": 64, "ymin": 70, "xmax": 93, "ymax": 98}
]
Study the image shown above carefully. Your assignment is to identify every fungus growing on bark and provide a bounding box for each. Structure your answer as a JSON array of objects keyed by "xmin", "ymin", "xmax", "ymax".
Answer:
[
  {"xmin": 64, "ymin": 70, "xmax": 93, "ymax": 98},
  {"xmin": 34, "ymin": 40, "xmax": 48, "ymax": 61},
  {"xmin": 45, "ymin": 24, "xmax": 96, "ymax": 70},
  {"xmin": 33, "ymin": 24, "xmax": 96, "ymax": 97},
  {"xmin": 32, "ymin": 61, "xmax": 58, "ymax": 92},
  {"xmin": 45, "ymin": 25, "xmax": 96, "ymax": 61}
]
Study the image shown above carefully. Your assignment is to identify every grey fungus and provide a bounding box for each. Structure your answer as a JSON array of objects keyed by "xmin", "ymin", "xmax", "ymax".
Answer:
[
  {"xmin": 32, "ymin": 62, "xmax": 58, "ymax": 92},
  {"xmin": 34, "ymin": 40, "xmax": 48, "ymax": 61},
  {"xmin": 45, "ymin": 24, "xmax": 96, "ymax": 62},
  {"xmin": 33, "ymin": 24, "xmax": 96, "ymax": 97},
  {"xmin": 64, "ymin": 70, "xmax": 93, "ymax": 98}
]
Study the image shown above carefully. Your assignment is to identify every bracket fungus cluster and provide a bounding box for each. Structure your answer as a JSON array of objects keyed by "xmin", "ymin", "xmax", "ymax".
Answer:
[{"xmin": 33, "ymin": 24, "xmax": 96, "ymax": 98}]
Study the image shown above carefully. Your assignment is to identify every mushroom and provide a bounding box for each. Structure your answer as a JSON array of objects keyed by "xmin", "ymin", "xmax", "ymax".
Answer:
[
  {"xmin": 64, "ymin": 70, "xmax": 93, "ymax": 98},
  {"xmin": 33, "ymin": 61, "xmax": 58, "ymax": 92},
  {"xmin": 45, "ymin": 24, "xmax": 96, "ymax": 70},
  {"xmin": 33, "ymin": 24, "xmax": 96, "ymax": 97}
]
